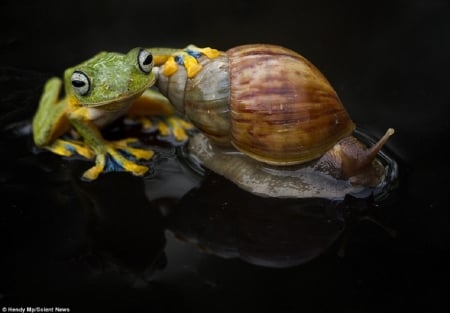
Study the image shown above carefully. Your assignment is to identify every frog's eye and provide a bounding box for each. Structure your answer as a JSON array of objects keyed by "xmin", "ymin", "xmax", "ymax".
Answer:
[
  {"xmin": 71, "ymin": 71, "xmax": 91, "ymax": 96},
  {"xmin": 137, "ymin": 48, "xmax": 153, "ymax": 74}
]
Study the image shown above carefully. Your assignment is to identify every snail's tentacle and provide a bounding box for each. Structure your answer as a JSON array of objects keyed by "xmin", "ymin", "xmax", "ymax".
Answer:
[
  {"xmin": 341, "ymin": 128, "xmax": 394, "ymax": 177},
  {"xmin": 312, "ymin": 128, "xmax": 394, "ymax": 187},
  {"xmin": 337, "ymin": 128, "xmax": 395, "ymax": 179},
  {"xmin": 362, "ymin": 128, "xmax": 395, "ymax": 165}
]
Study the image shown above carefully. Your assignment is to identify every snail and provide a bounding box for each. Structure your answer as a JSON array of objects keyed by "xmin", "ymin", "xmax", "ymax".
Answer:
[{"xmin": 148, "ymin": 44, "xmax": 397, "ymax": 199}]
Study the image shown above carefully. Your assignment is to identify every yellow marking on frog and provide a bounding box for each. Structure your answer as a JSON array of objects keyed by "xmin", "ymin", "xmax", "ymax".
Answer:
[
  {"xmin": 69, "ymin": 105, "xmax": 90, "ymax": 120},
  {"xmin": 170, "ymin": 122, "xmax": 189, "ymax": 142},
  {"xmin": 111, "ymin": 138, "xmax": 154, "ymax": 160},
  {"xmin": 157, "ymin": 120, "xmax": 171, "ymax": 137},
  {"xmin": 161, "ymin": 46, "xmax": 220, "ymax": 78},
  {"xmin": 82, "ymin": 154, "xmax": 107, "ymax": 180},
  {"xmin": 81, "ymin": 144, "xmax": 152, "ymax": 181},
  {"xmin": 67, "ymin": 94, "xmax": 80, "ymax": 107},
  {"xmin": 163, "ymin": 56, "xmax": 179, "ymax": 76},
  {"xmin": 199, "ymin": 47, "xmax": 220, "ymax": 58},
  {"xmin": 176, "ymin": 117, "xmax": 195, "ymax": 130},
  {"xmin": 183, "ymin": 55, "xmax": 202, "ymax": 78},
  {"xmin": 153, "ymin": 55, "xmax": 170, "ymax": 66},
  {"xmin": 140, "ymin": 117, "xmax": 154, "ymax": 131},
  {"xmin": 45, "ymin": 138, "xmax": 95, "ymax": 159},
  {"xmin": 168, "ymin": 116, "xmax": 195, "ymax": 142}
]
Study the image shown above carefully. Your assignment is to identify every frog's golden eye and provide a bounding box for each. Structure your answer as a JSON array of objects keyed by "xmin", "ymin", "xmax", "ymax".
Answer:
[
  {"xmin": 71, "ymin": 70, "xmax": 91, "ymax": 96},
  {"xmin": 137, "ymin": 48, "xmax": 153, "ymax": 74}
]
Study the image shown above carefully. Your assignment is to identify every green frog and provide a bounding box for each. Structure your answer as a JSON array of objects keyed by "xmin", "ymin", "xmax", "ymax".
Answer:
[{"xmin": 32, "ymin": 47, "xmax": 193, "ymax": 180}]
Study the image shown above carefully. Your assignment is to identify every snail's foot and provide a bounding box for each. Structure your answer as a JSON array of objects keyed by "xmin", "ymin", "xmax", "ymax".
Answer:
[
  {"xmin": 44, "ymin": 138, "xmax": 94, "ymax": 159},
  {"xmin": 82, "ymin": 138, "xmax": 154, "ymax": 181},
  {"xmin": 162, "ymin": 46, "xmax": 220, "ymax": 78},
  {"xmin": 155, "ymin": 115, "xmax": 195, "ymax": 144}
]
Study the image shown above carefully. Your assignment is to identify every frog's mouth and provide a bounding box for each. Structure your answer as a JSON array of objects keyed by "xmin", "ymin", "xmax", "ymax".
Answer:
[{"xmin": 83, "ymin": 78, "xmax": 156, "ymax": 111}]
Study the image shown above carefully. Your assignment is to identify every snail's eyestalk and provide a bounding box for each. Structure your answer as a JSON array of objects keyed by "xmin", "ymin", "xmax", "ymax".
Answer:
[
  {"xmin": 319, "ymin": 128, "xmax": 394, "ymax": 187},
  {"xmin": 314, "ymin": 128, "xmax": 394, "ymax": 186},
  {"xmin": 341, "ymin": 128, "xmax": 394, "ymax": 177}
]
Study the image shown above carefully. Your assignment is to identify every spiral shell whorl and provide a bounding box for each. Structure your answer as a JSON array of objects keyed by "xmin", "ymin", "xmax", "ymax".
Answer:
[
  {"xmin": 227, "ymin": 44, "xmax": 355, "ymax": 165},
  {"xmin": 184, "ymin": 54, "xmax": 232, "ymax": 145},
  {"xmin": 157, "ymin": 54, "xmax": 232, "ymax": 145}
]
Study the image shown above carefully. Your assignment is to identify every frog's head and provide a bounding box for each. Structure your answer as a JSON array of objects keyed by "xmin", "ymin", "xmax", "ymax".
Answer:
[{"xmin": 64, "ymin": 48, "xmax": 156, "ymax": 109}]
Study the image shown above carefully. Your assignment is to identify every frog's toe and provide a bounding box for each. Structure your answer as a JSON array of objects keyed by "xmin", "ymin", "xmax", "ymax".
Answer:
[
  {"xmin": 156, "ymin": 116, "xmax": 195, "ymax": 144},
  {"xmin": 82, "ymin": 154, "xmax": 107, "ymax": 180},
  {"xmin": 162, "ymin": 54, "xmax": 201, "ymax": 78},
  {"xmin": 162, "ymin": 47, "xmax": 220, "ymax": 78},
  {"xmin": 45, "ymin": 139, "xmax": 94, "ymax": 159},
  {"xmin": 186, "ymin": 45, "xmax": 221, "ymax": 59},
  {"xmin": 81, "ymin": 148, "xmax": 151, "ymax": 181},
  {"xmin": 168, "ymin": 116, "xmax": 195, "ymax": 142},
  {"xmin": 111, "ymin": 138, "xmax": 154, "ymax": 160},
  {"xmin": 124, "ymin": 116, "xmax": 158, "ymax": 133},
  {"xmin": 135, "ymin": 116, "xmax": 158, "ymax": 133},
  {"xmin": 140, "ymin": 117, "xmax": 157, "ymax": 132},
  {"xmin": 105, "ymin": 149, "xmax": 150, "ymax": 176}
]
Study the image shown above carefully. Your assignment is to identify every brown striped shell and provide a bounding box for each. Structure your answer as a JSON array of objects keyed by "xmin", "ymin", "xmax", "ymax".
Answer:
[
  {"xmin": 228, "ymin": 44, "xmax": 355, "ymax": 165},
  {"xmin": 157, "ymin": 44, "xmax": 355, "ymax": 165}
]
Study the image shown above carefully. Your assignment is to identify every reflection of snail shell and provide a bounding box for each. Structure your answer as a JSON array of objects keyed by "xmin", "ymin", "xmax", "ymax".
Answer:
[{"xmin": 168, "ymin": 178, "xmax": 373, "ymax": 268}]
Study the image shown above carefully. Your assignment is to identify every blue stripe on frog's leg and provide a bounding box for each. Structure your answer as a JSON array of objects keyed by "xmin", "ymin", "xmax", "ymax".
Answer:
[
  {"xmin": 185, "ymin": 49, "xmax": 202, "ymax": 59},
  {"xmin": 68, "ymin": 108, "xmax": 154, "ymax": 180},
  {"xmin": 44, "ymin": 138, "xmax": 94, "ymax": 159},
  {"xmin": 81, "ymin": 141, "xmax": 154, "ymax": 181}
]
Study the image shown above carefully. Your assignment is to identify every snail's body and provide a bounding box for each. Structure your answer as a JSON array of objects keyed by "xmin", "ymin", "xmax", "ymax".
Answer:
[{"xmin": 149, "ymin": 44, "xmax": 395, "ymax": 198}]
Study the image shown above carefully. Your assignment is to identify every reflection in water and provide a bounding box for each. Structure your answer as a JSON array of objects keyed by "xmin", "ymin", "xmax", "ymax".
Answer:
[
  {"xmin": 166, "ymin": 172, "xmax": 393, "ymax": 268},
  {"xmin": 73, "ymin": 174, "xmax": 168, "ymax": 280}
]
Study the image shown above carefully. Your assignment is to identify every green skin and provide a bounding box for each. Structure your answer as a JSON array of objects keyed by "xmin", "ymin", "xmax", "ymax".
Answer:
[{"xmin": 32, "ymin": 47, "xmax": 172, "ymax": 180}]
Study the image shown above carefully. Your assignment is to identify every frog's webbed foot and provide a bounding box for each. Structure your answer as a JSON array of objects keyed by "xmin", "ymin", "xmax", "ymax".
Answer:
[
  {"xmin": 155, "ymin": 115, "xmax": 195, "ymax": 144},
  {"xmin": 162, "ymin": 46, "xmax": 220, "ymax": 78},
  {"xmin": 44, "ymin": 138, "xmax": 95, "ymax": 159},
  {"xmin": 82, "ymin": 138, "xmax": 154, "ymax": 181},
  {"xmin": 127, "ymin": 115, "xmax": 195, "ymax": 145},
  {"xmin": 127, "ymin": 88, "xmax": 196, "ymax": 144}
]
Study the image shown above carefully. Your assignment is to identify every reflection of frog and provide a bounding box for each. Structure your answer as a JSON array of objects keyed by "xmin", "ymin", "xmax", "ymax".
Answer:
[{"xmin": 32, "ymin": 47, "xmax": 192, "ymax": 180}]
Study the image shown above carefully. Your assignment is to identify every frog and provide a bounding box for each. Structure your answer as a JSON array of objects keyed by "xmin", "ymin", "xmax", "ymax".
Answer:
[{"xmin": 32, "ymin": 47, "xmax": 194, "ymax": 180}]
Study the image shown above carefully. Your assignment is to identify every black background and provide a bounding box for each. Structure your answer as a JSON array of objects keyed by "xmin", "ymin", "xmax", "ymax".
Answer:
[{"xmin": 1, "ymin": 0, "xmax": 449, "ymax": 312}]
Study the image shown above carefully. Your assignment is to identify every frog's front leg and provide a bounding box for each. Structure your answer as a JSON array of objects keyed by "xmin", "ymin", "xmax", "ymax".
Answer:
[
  {"xmin": 68, "ymin": 107, "xmax": 154, "ymax": 180},
  {"xmin": 149, "ymin": 45, "xmax": 220, "ymax": 77},
  {"xmin": 32, "ymin": 77, "xmax": 94, "ymax": 159},
  {"xmin": 128, "ymin": 45, "xmax": 221, "ymax": 143}
]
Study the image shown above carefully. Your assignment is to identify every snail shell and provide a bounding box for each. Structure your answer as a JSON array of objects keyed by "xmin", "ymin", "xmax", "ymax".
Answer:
[
  {"xmin": 228, "ymin": 45, "xmax": 355, "ymax": 165},
  {"xmin": 158, "ymin": 44, "xmax": 355, "ymax": 165}
]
